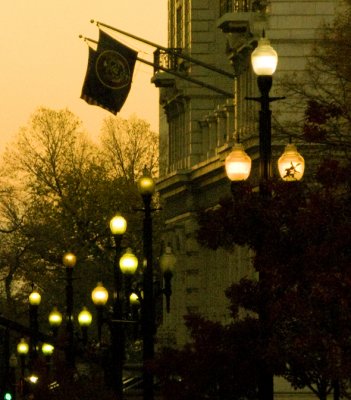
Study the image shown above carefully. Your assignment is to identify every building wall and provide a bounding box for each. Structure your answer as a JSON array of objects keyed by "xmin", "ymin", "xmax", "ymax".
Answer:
[{"xmin": 153, "ymin": 0, "xmax": 339, "ymax": 393}]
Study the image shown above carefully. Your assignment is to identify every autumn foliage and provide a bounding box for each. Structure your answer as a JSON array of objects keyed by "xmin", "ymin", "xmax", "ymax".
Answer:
[{"xmin": 196, "ymin": 160, "xmax": 351, "ymax": 399}]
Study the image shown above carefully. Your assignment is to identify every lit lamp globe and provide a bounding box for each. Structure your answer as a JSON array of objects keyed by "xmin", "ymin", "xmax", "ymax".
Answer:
[
  {"xmin": 17, "ymin": 338, "xmax": 29, "ymax": 356},
  {"xmin": 225, "ymin": 144, "xmax": 252, "ymax": 181},
  {"xmin": 119, "ymin": 248, "xmax": 138, "ymax": 275},
  {"xmin": 48, "ymin": 307, "xmax": 63, "ymax": 328},
  {"xmin": 91, "ymin": 282, "xmax": 109, "ymax": 307},
  {"xmin": 110, "ymin": 213, "xmax": 127, "ymax": 236},
  {"xmin": 62, "ymin": 252, "xmax": 77, "ymax": 268},
  {"xmin": 41, "ymin": 343, "xmax": 54, "ymax": 357},
  {"xmin": 137, "ymin": 170, "xmax": 155, "ymax": 196},
  {"xmin": 28, "ymin": 290, "xmax": 41, "ymax": 306},
  {"xmin": 78, "ymin": 307, "xmax": 93, "ymax": 328},
  {"xmin": 251, "ymin": 35, "xmax": 278, "ymax": 76},
  {"xmin": 159, "ymin": 246, "xmax": 176, "ymax": 275},
  {"xmin": 278, "ymin": 143, "xmax": 305, "ymax": 181}
]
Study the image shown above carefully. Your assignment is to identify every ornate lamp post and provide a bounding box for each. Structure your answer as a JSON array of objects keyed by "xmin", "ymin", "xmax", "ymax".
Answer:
[
  {"xmin": 225, "ymin": 33, "xmax": 305, "ymax": 190},
  {"xmin": 225, "ymin": 33, "xmax": 305, "ymax": 400},
  {"xmin": 137, "ymin": 169, "xmax": 156, "ymax": 400}
]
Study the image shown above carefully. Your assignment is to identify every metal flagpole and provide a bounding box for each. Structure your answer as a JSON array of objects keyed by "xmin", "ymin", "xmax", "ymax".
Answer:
[
  {"xmin": 91, "ymin": 20, "xmax": 236, "ymax": 79},
  {"xmin": 80, "ymin": 36, "xmax": 234, "ymax": 98}
]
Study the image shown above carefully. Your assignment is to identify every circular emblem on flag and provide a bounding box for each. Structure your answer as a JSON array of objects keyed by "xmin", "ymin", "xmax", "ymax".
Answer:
[{"xmin": 95, "ymin": 50, "xmax": 131, "ymax": 89}]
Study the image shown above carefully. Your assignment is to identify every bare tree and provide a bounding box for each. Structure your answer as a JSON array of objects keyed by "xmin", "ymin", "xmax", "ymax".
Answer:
[
  {"xmin": 0, "ymin": 107, "xmax": 161, "ymax": 324},
  {"xmin": 100, "ymin": 114, "xmax": 159, "ymax": 183}
]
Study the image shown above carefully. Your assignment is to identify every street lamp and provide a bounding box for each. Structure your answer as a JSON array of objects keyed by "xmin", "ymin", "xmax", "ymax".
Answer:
[
  {"xmin": 28, "ymin": 287, "xmax": 41, "ymax": 361},
  {"xmin": 91, "ymin": 246, "xmax": 139, "ymax": 398},
  {"xmin": 41, "ymin": 343, "xmax": 55, "ymax": 374},
  {"xmin": 62, "ymin": 251, "xmax": 76, "ymax": 368},
  {"xmin": 109, "ymin": 212, "xmax": 127, "ymax": 399},
  {"xmin": 91, "ymin": 244, "xmax": 138, "ymax": 399},
  {"xmin": 225, "ymin": 33, "xmax": 300, "ymax": 400},
  {"xmin": 78, "ymin": 307, "xmax": 93, "ymax": 346},
  {"xmin": 17, "ymin": 338, "xmax": 29, "ymax": 377},
  {"xmin": 91, "ymin": 282, "xmax": 109, "ymax": 344},
  {"xmin": 225, "ymin": 33, "xmax": 305, "ymax": 190},
  {"xmin": 137, "ymin": 169, "xmax": 156, "ymax": 400},
  {"xmin": 48, "ymin": 307, "xmax": 63, "ymax": 337}
]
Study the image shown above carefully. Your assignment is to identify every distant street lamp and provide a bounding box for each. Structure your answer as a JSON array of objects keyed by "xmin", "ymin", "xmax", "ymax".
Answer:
[
  {"xmin": 159, "ymin": 246, "xmax": 176, "ymax": 313},
  {"xmin": 41, "ymin": 343, "xmax": 55, "ymax": 374},
  {"xmin": 78, "ymin": 307, "xmax": 93, "ymax": 345},
  {"xmin": 62, "ymin": 251, "xmax": 77, "ymax": 368},
  {"xmin": 91, "ymin": 282, "xmax": 109, "ymax": 343},
  {"xmin": 28, "ymin": 287, "xmax": 41, "ymax": 362},
  {"xmin": 109, "ymin": 212, "xmax": 127, "ymax": 400},
  {"xmin": 91, "ymin": 245, "xmax": 139, "ymax": 399},
  {"xmin": 48, "ymin": 307, "xmax": 63, "ymax": 337},
  {"xmin": 17, "ymin": 338, "xmax": 29, "ymax": 380}
]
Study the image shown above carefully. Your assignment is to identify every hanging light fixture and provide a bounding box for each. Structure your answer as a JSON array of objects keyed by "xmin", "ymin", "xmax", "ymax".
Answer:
[
  {"xmin": 278, "ymin": 143, "xmax": 305, "ymax": 181},
  {"xmin": 225, "ymin": 143, "xmax": 252, "ymax": 181}
]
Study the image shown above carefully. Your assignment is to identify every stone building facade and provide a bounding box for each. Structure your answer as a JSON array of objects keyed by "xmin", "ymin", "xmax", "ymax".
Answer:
[{"xmin": 152, "ymin": 0, "xmax": 338, "ymax": 387}]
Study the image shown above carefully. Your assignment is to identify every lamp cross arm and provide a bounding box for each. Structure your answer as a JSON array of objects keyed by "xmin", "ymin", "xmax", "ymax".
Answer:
[
  {"xmin": 110, "ymin": 319, "xmax": 138, "ymax": 325},
  {"xmin": 133, "ymin": 206, "xmax": 162, "ymax": 213},
  {"xmin": 245, "ymin": 95, "xmax": 286, "ymax": 103}
]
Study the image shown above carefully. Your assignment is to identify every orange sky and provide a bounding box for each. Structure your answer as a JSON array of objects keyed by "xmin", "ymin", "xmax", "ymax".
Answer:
[{"xmin": 1, "ymin": 1, "xmax": 167, "ymax": 150}]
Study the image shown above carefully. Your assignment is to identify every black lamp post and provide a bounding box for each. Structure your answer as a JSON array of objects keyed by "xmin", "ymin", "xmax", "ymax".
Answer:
[
  {"xmin": 62, "ymin": 252, "xmax": 77, "ymax": 369},
  {"xmin": 224, "ymin": 33, "xmax": 306, "ymax": 400},
  {"xmin": 249, "ymin": 33, "xmax": 280, "ymax": 400},
  {"xmin": 137, "ymin": 170, "xmax": 156, "ymax": 400}
]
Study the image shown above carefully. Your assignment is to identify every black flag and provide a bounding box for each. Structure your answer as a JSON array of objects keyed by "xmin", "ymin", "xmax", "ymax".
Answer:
[{"xmin": 81, "ymin": 30, "xmax": 138, "ymax": 114}]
